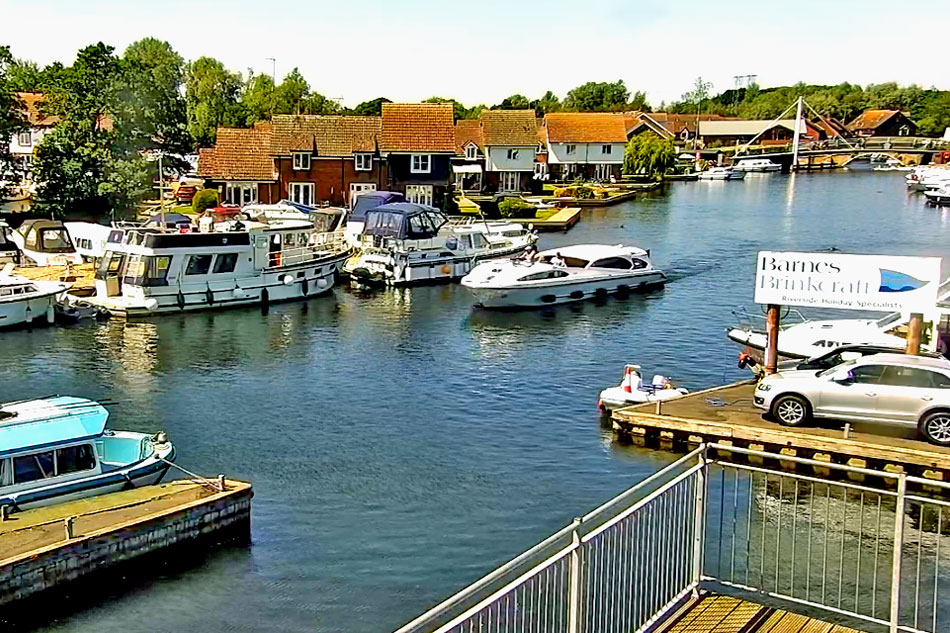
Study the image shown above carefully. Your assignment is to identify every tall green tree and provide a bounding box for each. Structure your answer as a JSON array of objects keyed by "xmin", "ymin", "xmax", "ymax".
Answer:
[
  {"xmin": 564, "ymin": 80, "xmax": 631, "ymax": 111},
  {"xmin": 531, "ymin": 90, "xmax": 561, "ymax": 117},
  {"xmin": 353, "ymin": 97, "xmax": 391, "ymax": 116},
  {"xmin": 496, "ymin": 94, "xmax": 530, "ymax": 110},
  {"xmin": 121, "ymin": 38, "xmax": 189, "ymax": 155},
  {"xmin": 0, "ymin": 47, "xmax": 28, "ymax": 197},
  {"xmin": 184, "ymin": 56, "xmax": 244, "ymax": 146},
  {"xmin": 623, "ymin": 134, "xmax": 675, "ymax": 181}
]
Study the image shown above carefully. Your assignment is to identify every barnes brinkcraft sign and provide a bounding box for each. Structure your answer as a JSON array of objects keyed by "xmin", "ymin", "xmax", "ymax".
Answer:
[{"xmin": 754, "ymin": 251, "xmax": 941, "ymax": 312}]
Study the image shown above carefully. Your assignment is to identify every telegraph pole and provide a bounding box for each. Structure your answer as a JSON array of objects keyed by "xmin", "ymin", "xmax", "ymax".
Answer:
[{"xmin": 791, "ymin": 96, "xmax": 804, "ymax": 172}]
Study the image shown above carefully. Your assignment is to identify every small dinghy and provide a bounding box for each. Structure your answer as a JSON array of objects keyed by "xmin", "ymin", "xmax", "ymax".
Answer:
[{"xmin": 597, "ymin": 364, "xmax": 688, "ymax": 412}]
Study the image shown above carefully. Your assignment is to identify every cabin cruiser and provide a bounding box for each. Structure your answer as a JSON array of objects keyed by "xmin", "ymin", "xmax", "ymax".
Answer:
[
  {"xmin": 0, "ymin": 396, "xmax": 174, "ymax": 511},
  {"xmin": 0, "ymin": 267, "xmax": 71, "ymax": 328},
  {"xmin": 698, "ymin": 167, "xmax": 745, "ymax": 180},
  {"xmin": 8, "ymin": 220, "xmax": 83, "ymax": 266},
  {"xmin": 343, "ymin": 202, "xmax": 537, "ymax": 287},
  {"xmin": 0, "ymin": 221, "xmax": 20, "ymax": 265},
  {"xmin": 924, "ymin": 188, "xmax": 950, "ymax": 206},
  {"xmin": 597, "ymin": 364, "xmax": 689, "ymax": 412},
  {"xmin": 461, "ymin": 244, "xmax": 666, "ymax": 309},
  {"xmin": 906, "ymin": 168, "xmax": 950, "ymax": 192},
  {"xmin": 345, "ymin": 191, "xmax": 406, "ymax": 246},
  {"xmin": 65, "ymin": 222, "xmax": 114, "ymax": 261},
  {"xmin": 86, "ymin": 208, "xmax": 350, "ymax": 317},
  {"xmin": 873, "ymin": 158, "xmax": 911, "ymax": 172},
  {"xmin": 733, "ymin": 158, "xmax": 781, "ymax": 173}
]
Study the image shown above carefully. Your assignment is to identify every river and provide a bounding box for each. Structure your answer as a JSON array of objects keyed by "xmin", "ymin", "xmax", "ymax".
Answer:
[{"xmin": 0, "ymin": 168, "xmax": 945, "ymax": 632}]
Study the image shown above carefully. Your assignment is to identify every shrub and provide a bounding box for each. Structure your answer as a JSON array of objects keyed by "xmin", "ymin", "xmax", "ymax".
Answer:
[
  {"xmin": 498, "ymin": 198, "xmax": 537, "ymax": 218},
  {"xmin": 574, "ymin": 186, "xmax": 595, "ymax": 199},
  {"xmin": 192, "ymin": 188, "xmax": 218, "ymax": 213}
]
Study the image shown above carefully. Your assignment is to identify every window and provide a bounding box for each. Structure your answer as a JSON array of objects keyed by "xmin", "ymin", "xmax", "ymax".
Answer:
[
  {"xmin": 880, "ymin": 366, "xmax": 949, "ymax": 388},
  {"xmin": 405, "ymin": 185, "xmax": 433, "ymax": 206},
  {"xmin": 354, "ymin": 154, "xmax": 373, "ymax": 171},
  {"xmin": 56, "ymin": 444, "xmax": 97, "ymax": 475},
  {"xmin": 507, "ymin": 149, "xmax": 520, "ymax": 160},
  {"xmin": 293, "ymin": 152, "xmax": 311, "ymax": 170},
  {"xmin": 465, "ymin": 144, "xmax": 478, "ymax": 159},
  {"xmin": 591, "ymin": 257, "xmax": 633, "ymax": 270},
  {"xmin": 289, "ymin": 182, "xmax": 314, "ymax": 206},
  {"xmin": 536, "ymin": 142, "xmax": 545, "ymax": 155},
  {"xmin": 39, "ymin": 228, "xmax": 72, "ymax": 251},
  {"xmin": 411, "ymin": 154, "xmax": 431, "ymax": 174},
  {"xmin": 518, "ymin": 270, "xmax": 570, "ymax": 282},
  {"xmin": 565, "ymin": 144, "xmax": 576, "ymax": 155},
  {"xmin": 500, "ymin": 172, "xmax": 519, "ymax": 192},
  {"xmin": 213, "ymin": 253, "xmax": 239, "ymax": 274},
  {"xmin": 850, "ymin": 364, "xmax": 887, "ymax": 384},
  {"xmin": 630, "ymin": 258, "xmax": 648, "ymax": 270},
  {"xmin": 123, "ymin": 255, "xmax": 171, "ymax": 286},
  {"xmin": 17, "ymin": 131, "xmax": 31, "ymax": 147},
  {"xmin": 602, "ymin": 145, "xmax": 612, "ymax": 155},
  {"xmin": 14, "ymin": 451, "xmax": 54, "ymax": 483},
  {"xmin": 226, "ymin": 183, "xmax": 257, "ymax": 205},
  {"xmin": 185, "ymin": 254, "xmax": 213, "ymax": 276}
]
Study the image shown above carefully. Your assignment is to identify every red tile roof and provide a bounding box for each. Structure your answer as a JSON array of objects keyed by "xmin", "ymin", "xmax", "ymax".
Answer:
[
  {"xmin": 454, "ymin": 119, "xmax": 483, "ymax": 155},
  {"xmin": 17, "ymin": 92, "xmax": 59, "ymax": 127},
  {"xmin": 847, "ymin": 109, "xmax": 901, "ymax": 131},
  {"xmin": 271, "ymin": 115, "xmax": 381, "ymax": 156},
  {"xmin": 197, "ymin": 122, "xmax": 276, "ymax": 182},
  {"xmin": 380, "ymin": 103, "xmax": 456, "ymax": 153},
  {"xmin": 479, "ymin": 109, "xmax": 538, "ymax": 146},
  {"xmin": 544, "ymin": 113, "xmax": 627, "ymax": 143}
]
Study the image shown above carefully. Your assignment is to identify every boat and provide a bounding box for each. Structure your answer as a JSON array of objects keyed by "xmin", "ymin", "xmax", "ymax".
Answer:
[
  {"xmin": 733, "ymin": 158, "xmax": 781, "ymax": 173},
  {"xmin": 0, "ymin": 267, "xmax": 71, "ymax": 329},
  {"xmin": 597, "ymin": 364, "xmax": 689, "ymax": 412},
  {"xmin": 0, "ymin": 221, "xmax": 20, "ymax": 265},
  {"xmin": 8, "ymin": 220, "xmax": 83, "ymax": 266},
  {"xmin": 65, "ymin": 221, "xmax": 115, "ymax": 261},
  {"xmin": 345, "ymin": 191, "xmax": 406, "ymax": 246},
  {"xmin": 924, "ymin": 188, "xmax": 950, "ymax": 206},
  {"xmin": 906, "ymin": 168, "xmax": 950, "ymax": 192},
  {"xmin": 0, "ymin": 396, "xmax": 174, "ymax": 511},
  {"xmin": 873, "ymin": 158, "xmax": 911, "ymax": 172},
  {"xmin": 460, "ymin": 244, "xmax": 666, "ymax": 309},
  {"xmin": 698, "ymin": 167, "xmax": 745, "ymax": 180},
  {"xmin": 343, "ymin": 202, "xmax": 537, "ymax": 287},
  {"xmin": 85, "ymin": 207, "xmax": 350, "ymax": 317}
]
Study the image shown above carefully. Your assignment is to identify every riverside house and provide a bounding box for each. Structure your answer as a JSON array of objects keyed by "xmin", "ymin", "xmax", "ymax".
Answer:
[
  {"xmin": 379, "ymin": 103, "xmax": 455, "ymax": 208},
  {"xmin": 197, "ymin": 122, "xmax": 279, "ymax": 205},
  {"xmin": 847, "ymin": 109, "xmax": 917, "ymax": 137},
  {"xmin": 451, "ymin": 110, "xmax": 539, "ymax": 193},
  {"xmin": 542, "ymin": 113, "xmax": 626, "ymax": 182}
]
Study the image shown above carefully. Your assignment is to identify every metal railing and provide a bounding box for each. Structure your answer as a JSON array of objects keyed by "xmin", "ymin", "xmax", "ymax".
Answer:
[
  {"xmin": 267, "ymin": 231, "xmax": 349, "ymax": 268},
  {"xmin": 394, "ymin": 444, "xmax": 950, "ymax": 633}
]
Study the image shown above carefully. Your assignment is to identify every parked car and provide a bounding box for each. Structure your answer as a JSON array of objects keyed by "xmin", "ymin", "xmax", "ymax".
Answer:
[
  {"xmin": 754, "ymin": 353, "xmax": 950, "ymax": 445},
  {"xmin": 739, "ymin": 345, "xmax": 944, "ymax": 375}
]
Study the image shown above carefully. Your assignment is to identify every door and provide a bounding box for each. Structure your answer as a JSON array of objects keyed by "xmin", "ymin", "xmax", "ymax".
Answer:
[
  {"xmin": 816, "ymin": 363, "xmax": 886, "ymax": 420},
  {"xmin": 873, "ymin": 366, "xmax": 949, "ymax": 424},
  {"xmin": 349, "ymin": 183, "xmax": 377, "ymax": 209},
  {"xmin": 500, "ymin": 171, "xmax": 519, "ymax": 192},
  {"xmin": 289, "ymin": 183, "xmax": 314, "ymax": 206},
  {"xmin": 405, "ymin": 185, "xmax": 433, "ymax": 206}
]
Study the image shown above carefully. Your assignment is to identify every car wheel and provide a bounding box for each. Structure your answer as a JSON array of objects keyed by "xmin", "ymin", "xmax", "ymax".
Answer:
[
  {"xmin": 919, "ymin": 411, "xmax": 950, "ymax": 446},
  {"xmin": 771, "ymin": 394, "xmax": 811, "ymax": 427}
]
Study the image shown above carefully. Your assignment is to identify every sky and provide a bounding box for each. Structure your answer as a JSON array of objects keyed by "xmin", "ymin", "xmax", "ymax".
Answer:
[{"xmin": 3, "ymin": 0, "xmax": 949, "ymax": 109}]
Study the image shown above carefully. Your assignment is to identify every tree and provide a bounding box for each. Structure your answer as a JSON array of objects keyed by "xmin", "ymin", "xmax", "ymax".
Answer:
[
  {"xmin": 623, "ymin": 134, "xmax": 675, "ymax": 181},
  {"xmin": 423, "ymin": 96, "xmax": 468, "ymax": 121},
  {"xmin": 121, "ymin": 38, "xmax": 190, "ymax": 155},
  {"xmin": 353, "ymin": 97, "xmax": 391, "ymax": 116},
  {"xmin": 5, "ymin": 57, "xmax": 45, "ymax": 92},
  {"xmin": 531, "ymin": 90, "xmax": 561, "ymax": 117},
  {"xmin": 681, "ymin": 77, "xmax": 713, "ymax": 114},
  {"xmin": 564, "ymin": 80, "xmax": 630, "ymax": 111},
  {"xmin": 0, "ymin": 47, "xmax": 28, "ymax": 198},
  {"xmin": 496, "ymin": 94, "xmax": 530, "ymax": 110},
  {"xmin": 184, "ymin": 56, "xmax": 244, "ymax": 146}
]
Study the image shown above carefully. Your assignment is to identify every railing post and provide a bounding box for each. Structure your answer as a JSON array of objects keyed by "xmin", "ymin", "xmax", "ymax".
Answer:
[
  {"xmin": 568, "ymin": 517, "xmax": 583, "ymax": 633},
  {"xmin": 889, "ymin": 473, "xmax": 907, "ymax": 633},
  {"xmin": 691, "ymin": 449, "xmax": 707, "ymax": 596}
]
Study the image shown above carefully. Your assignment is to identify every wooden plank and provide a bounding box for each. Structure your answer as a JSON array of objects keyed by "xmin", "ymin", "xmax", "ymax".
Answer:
[
  {"xmin": 755, "ymin": 611, "xmax": 807, "ymax": 633},
  {"xmin": 663, "ymin": 595, "xmax": 729, "ymax": 632},
  {"xmin": 671, "ymin": 596, "xmax": 743, "ymax": 632},
  {"xmin": 712, "ymin": 599, "xmax": 765, "ymax": 633}
]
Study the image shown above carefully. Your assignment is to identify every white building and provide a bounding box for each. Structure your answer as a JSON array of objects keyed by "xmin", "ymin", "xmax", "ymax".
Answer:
[{"xmin": 543, "ymin": 113, "xmax": 627, "ymax": 181}]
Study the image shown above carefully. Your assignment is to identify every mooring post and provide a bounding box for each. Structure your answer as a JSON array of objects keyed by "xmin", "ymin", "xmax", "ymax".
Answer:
[
  {"xmin": 765, "ymin": 304, "xmax": 781, "ymax": 374},
  {"xmin": 218, "ymin": 474, "xmax": 227, "ymax": 491},
  {"xmin": 906, "ymin": 313, "xmax": 923, "ymax": 355},
  {"xmin": 64, "ymin": 516, "xmax": 75, "ymax": 540},
  {"xmin": 0, "ymin": 505, "xmax": 8, "ymax": 521}
]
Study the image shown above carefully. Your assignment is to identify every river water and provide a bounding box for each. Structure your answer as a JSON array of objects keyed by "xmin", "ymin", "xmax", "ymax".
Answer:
[{"xmin": 1, "ymin": 169, "xmax": 946, "ymax": 632}]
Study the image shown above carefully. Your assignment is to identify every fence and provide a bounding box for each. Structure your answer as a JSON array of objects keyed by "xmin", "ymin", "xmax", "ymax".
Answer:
[
  {"xmin": 267, "ymin": 231, "xmax": 349, "ymax": 268},
  {"xmin": 393, "ymin": 444, "xmax": 950, "ymax": 633}
]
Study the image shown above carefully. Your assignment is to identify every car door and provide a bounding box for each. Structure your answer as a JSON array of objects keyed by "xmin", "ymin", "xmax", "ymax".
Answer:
[
  {"xmin": 815, "ymin": 363, "xmax": 885, "ymax": 420},
  {"xmin": 873, "ymin": 366, "xmax": 947, "ymax": 424}
]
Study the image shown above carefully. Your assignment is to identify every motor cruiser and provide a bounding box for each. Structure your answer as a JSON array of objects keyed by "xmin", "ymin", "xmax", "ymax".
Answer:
[
  {"xmin": 698, "ymin": 167, "xmax": 745, "ymax": 180},
  {"xmin": 0, "ymin": 267, "xmax": 71, "ymax": 328},
  {"xmin": 0, "ymin": 396, "xmax": 175, "ymax": 511},
  {"xmin": 8, "ymin": 220, "xmax": 83, "ymax": 266},
  {"xmin": 0, "ymin": 221, "xmax": 20, "ymax": 265},
  {"xmin": 732, "ymin": 158, "xmax": 781, "ymax": 173},
  {"xmin": 597, "ymin": 364, "xmax": 689, "ymax": 412},
  {"xmin": 924, "ymin": 188, "xmax": 950, "ymax": 206},
  {"xmin": 343, "ymin": 202, "xmax": 537, "ymax": 287},
  {"xmin": 460, "ymin": 244, "xmax": 666, "ymax": 309},
  {"xmin": 65, "ymin": 221, "xmax": 114, "ymax": 261},
  {"xmin": 344, "ymin": 191, "xmax": 405, "ymax": 247}
]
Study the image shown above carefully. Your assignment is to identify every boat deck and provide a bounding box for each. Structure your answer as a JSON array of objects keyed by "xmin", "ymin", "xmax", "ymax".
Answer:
[
  {"xmin": 657, "ymin": 594, "xmax": 865, "ymax": 633},
  {"xmin": 612, "ymin": 381, "xmax": 950, "ymax": 478},
  {"xmin": 12, "ymin": 263, "xmax": 97, "ymax": 293}
]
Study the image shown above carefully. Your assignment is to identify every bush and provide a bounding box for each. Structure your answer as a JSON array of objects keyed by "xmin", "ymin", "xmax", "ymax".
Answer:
[
  {"xmin": 192, "ymin": 188, "xmax": 218, "ymax": 213},
  {"xmin": 574, "ymin": 186, "xmax": 595, "ymax": 199},
  {"xmin": 498, "ymin": 198, "xmax": 537, "ymax": 219}
]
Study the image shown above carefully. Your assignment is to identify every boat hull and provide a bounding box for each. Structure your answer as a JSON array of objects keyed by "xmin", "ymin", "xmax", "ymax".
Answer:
[
  {"xmin": 0, "ymin": 289, "xmax": 63, "ymax": 329},
  {"xmin": 598, "ymin": 386, "xmax": 689, "ymax": 412},
  {"xmin": 464, "ymin": 271, "xmax": 666, "ymax": 309},
  {"xmin": 345, "ymin": 244, "xmax": 531, "ymax": 287}
]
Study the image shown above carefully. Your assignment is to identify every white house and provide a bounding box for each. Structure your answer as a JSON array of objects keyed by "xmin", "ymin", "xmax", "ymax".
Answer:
[
  {"xmin": 479, "ymin": 110, "xmax": 539, "ymax": 192},
  {"xmin": 7, "ymin": 93, "xmax": 58, "ymax": 196},
  {"xmin": 543, "ymin": 113, "xmax": 627, "ymax": 181}
]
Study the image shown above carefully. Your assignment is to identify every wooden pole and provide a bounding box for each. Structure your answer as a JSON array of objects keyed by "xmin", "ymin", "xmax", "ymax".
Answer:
[
  {"xmin": 765, "ymin": 304, "xmax": 781, "ymax": 374},
  {"xmin": 906, "ymin": 313, "xmax": 923, "ymax": 355}
]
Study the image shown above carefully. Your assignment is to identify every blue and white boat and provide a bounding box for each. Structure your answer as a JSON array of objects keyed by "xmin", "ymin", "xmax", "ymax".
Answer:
[{"xmin": 0, "ymin": 396, "xmax": 175, "ymax": 511}]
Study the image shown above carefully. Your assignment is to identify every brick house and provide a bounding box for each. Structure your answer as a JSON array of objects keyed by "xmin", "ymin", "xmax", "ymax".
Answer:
[
  {"xmin": 380, "ymin": 103, "xmax": 455, "ymax": 208},
  {"xmin": 197, "ymin": 122, "xmax": 279, "ymax": 205},
  {"xmin": 847, "ymin": 110, "xmax": 917, "ymax": 137},
  {"xmin": 543, "ymin": 113, "xmax": 627, "ymax": 181},
  {"xmin": 452, "ymin": 119, "xmax": 484, "ymax": 192}
]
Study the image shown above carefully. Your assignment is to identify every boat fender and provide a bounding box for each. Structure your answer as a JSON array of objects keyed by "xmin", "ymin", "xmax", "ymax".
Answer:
[
  {"xmin": 316, "ymin": 277, "xmax": 329, "ymax": 289},
  {"xmin": 205, "ymin": 287, "xmax": 214, "ymax": 306},
  {"xmin": 283, "ymin": 274, "xmax": 294, "ymax": 286},
  {"xmin": 176, "ymin": 292, "xmax": 186, "ymax": 310},
  {"xmin": 594, "ymin": 288, "xmax": 608, "ymax": 298},
  {"xmin": 261, "ymin": 288, "xmax": 270, "ymax": 307},
  {"xmin": 46, "ymin": 305, "xmax": 55, "ymax": 324},
  {"xmin": 616, "ymin": 284, "xmax": 630, "ymax": 294},
  {"xmin": 540, "ymin": 294, "xmax": 557, "ymax": 303},
  {"xmin": 144, "ymin": 297, "xmax": 159, "ymax": 312},
  {"xmin": 569, "ymin": 290, "xmax": 584, "ymax": 299},
  {"xmin": 301, "ymin": 278, "xmax": 308, "ymax": 295}
]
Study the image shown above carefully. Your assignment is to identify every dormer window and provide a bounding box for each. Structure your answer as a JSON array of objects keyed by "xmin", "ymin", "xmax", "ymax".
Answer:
[
  {"xmin": 602, "ymin": 145, "xmax": 612, "ymax": 155},
  {"xmin": 355, "ymin": 153, "xmax": 373, "ymax": 171},
  {"xmin": 293, "ymin": 152, "xmax": 311, "ymax": 170},
  {"xmin": 566, "ymin": 144, "xmax": 576, "ymax": 155},
  {"xmin": 507, "ymin": 149, "xmax": 520, "ymax": 160},
  {"xmin": 411, "ymin": 154, "xmax": 431, "ymax": 174},
  {"xmin": 465, "ymin": 144, "xmax": 477, "ymax": 160}
]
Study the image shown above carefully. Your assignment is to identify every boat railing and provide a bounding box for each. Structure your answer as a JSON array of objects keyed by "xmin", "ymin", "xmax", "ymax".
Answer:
[
  {"xmin": 268, "ymin": 231, "xmax": 350, "ymax": 268},
  {"xmin": 731, "ymin": 306, "xmax": 809, "ymax": 332}
]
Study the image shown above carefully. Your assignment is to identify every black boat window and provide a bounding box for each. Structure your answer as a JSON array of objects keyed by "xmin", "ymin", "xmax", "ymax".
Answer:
[
  {"xmin": 0, "ymin": 459, "xmax": 7, "ymax": 486},
  {"xmin": 14, "ymin": 451, "xmax": 55, "ymax": 483},
  {"xmin": 96, "ymin": 251, "xmax": 126, "ymax": 280},
  {"xmin": 185, "ymin": 254, "xmax": 213, "ymax": 276},
  {"xmin": 39, "ymin": 228, "xmax": 72, "ymax": 252},
  {"xmin": 591, "ymin": 257, "xmax": 633, "ymax": 270},
  {"xmin": 630, "ymin": 258, "xmax": 648, "ymax": 270},
  {"xmin": 56, "ymin": 444, "xmax": 97, "ymax": 475},
  {"xmin": 213, "ymin": 253, "xmax": 238, "ymax": 274},
  {"xmin": 518, "ymin": 270, "xmax": 570, "ymax": 281}
]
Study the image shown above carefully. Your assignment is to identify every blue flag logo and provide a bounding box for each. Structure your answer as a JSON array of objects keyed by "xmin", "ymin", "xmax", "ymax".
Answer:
[{"xmin": 879, "ymin": 269, "xmax": 929, "ymax": 293}]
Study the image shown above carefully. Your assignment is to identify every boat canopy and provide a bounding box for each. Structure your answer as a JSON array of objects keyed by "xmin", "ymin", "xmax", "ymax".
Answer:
[
  {"xmin": 350, "ymin": 191, "xmax": 406, "ymax": 222},
  {"xmin": 362, "ymin": 203, "xmax": 447, "ymax": 240},
  {"xmin": 0, "ymin": 396, "xmax": 108, "ymax": 456}
]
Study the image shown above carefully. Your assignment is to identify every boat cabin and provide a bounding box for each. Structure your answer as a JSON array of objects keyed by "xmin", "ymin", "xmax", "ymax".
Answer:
[
  {"xmin": 0, "ymin": 221, "xmax": 19, "ymax": 264},
  {"xmin": 15, "ymin": 219, "xmax": 81, "ymax": 264},
  {"xmin": 537, "ymin": 244, "xmax": 652, "ymax": 270},
  {"xmin": 362, "ymin": 203, "xmax": 448, "ymax": 242}
]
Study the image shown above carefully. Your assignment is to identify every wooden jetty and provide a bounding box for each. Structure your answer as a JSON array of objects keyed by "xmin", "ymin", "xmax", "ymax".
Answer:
[
  {"xmin": 529, "ymin": 206, "xmax": 581, "ymax": 231},
  {"xmin": 611, "ymin": 381, "xmax": 950, "ymax": 479},
  {"xmin": 0, "ymin": 479, "xmax": 252, "ymax": 608}
]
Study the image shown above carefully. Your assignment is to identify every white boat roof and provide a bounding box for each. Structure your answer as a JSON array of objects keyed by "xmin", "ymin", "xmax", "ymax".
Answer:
[{"xmin": 538, "ymin": 244, "xmax": 648, "ymax": 260}]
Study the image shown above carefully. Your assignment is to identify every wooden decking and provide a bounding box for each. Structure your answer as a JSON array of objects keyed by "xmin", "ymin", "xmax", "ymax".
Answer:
[
  {"xmin": 657, "ymin": 594, "xmax": 865, "ymax": 633},
  {"xmin": 611, "ymin": 381, "xmax": 950, "ymax": 479},
  {"xmin": 12, "ymin": 262, "xmax": 97, "ymax": 293},
  {"xmin": 530, "ymin": 206, "xmax": 582, "ymax": 231}
]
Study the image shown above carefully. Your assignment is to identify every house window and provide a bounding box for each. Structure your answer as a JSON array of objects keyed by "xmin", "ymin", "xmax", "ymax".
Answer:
[
  {"xmin": 405, "ymin": 185, "xmax": 433, "ymax": 206},
  {"xmin": 411, "ymin": 154, "xmax": 431, "ymax": 174},
  {"xmin": 465, "ymin": 144, "xmax": 477, "ymax": 160},
  {"xmin": 293, "ymin": 152, "xmax": 311, "ymax": 170},
  {"xmin": 17, "ymin": 132, "xmax": 31, "ymax": 147},
  {"xmin": 289, "ymin": 182, "xmax": 314, "ymax": 206},
  {"xmin": 536, "ymin": 142, "xmax": 545, "ymax": 155},
  {"xmin": 349, "ymin": 183, "xmax": 377, "ymax": 208},
  {"xmin": 565, "ymin": 144, "xmax": 576, "ymax": 155},
  {"xmin": 594, "ymin": 164, "xmax": 612, "ymax": 181},
  {"xmin": 355, "ymin": 154, "xmax": 373, "ymax": 171},
  {"xmin": 602, "ymin": 145, "xmax": 612, "ymax": 155},
  {"xmin": 507, "ymin": 149, "xmax": 520, "ymax": 160},
  {"xmin": 225, "ymin": 183, "xmax": 257, "ymax": 206}
]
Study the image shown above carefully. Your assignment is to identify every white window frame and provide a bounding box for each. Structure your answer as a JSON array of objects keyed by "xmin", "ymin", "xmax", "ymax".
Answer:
[
  {"xmin": 410, "ymin": 154, "xmax": 431, "ymax": 174},
  {"xmin": 465, "ymin": 144, "xmax": 478, "ymax": 160},
  {"xmin": 17, "ymin": 131, "xmax": 31, "ymax": 147},
  {"xmin": 507, "ymin": 149, "xmax": 520, "ymax": 160},
  {"xmin": 565, "ymin": 144, "xmax": 576, "ymax": 155},
  {"xmin": 536, "ymin": 142, "xmax": 545, "ymax": 155},
  {"xmin": 349, "ymin": 183, "xmax": 377, "ymax": 208},
  {"xmin": 289, "ymin": 182, "xmax": 315, "ymax": 206},
  {"xmin": 405, "ymin": 184, "xmax": 433, "ymax": 206},
  {"xmin": 602, "ymin": 144, "xmax": 612, "ymax": 155},
  {"xmin": 354, "ymin": 153, "xmax": 373, "ymax": 171},
  {"xmin": 500, "ymin": 171, "xmax": 519, "ymax": 192},
  {"xmin": 225, "ymin": 182, "xmax": 257, "ymax": 206},
  {"xmin": 594, "ymin": 164, "xmax": 612, "ymax": 180},
  {"xmin": 293, "ymin": 152, "xmax": 311, "ymax": 170}
]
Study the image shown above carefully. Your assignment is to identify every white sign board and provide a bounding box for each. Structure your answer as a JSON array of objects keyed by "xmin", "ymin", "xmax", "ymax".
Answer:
[{"xmin": 754, "ymin": 251, "xmax": 941, "ymax": 312}]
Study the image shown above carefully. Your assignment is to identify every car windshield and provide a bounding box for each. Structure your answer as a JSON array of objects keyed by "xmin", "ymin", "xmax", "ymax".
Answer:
[{"xmin": 818, "ymin": 358, "xmax": 857, "ymax": 377}]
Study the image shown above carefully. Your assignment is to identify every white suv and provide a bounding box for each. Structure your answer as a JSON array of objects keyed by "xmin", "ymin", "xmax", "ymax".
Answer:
[{"xmin": 754, "ymin": 353, "xmax": 950, "ymax": 445}]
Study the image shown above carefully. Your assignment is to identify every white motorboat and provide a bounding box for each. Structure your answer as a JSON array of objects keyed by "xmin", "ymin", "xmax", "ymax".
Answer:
[
  {"xmin": 733, "ymin": 158, "xmax": 781, "ymax": 173},
  {"xmin": 598, "ymin": 364, "xmax": 689, "ymax": 412},
  {"xmin": 906, "ymin": 168, "xmax": 950, "ymax": 192},
  {"xmin": 698, "ymin": 167, "xmax": 745, "ymax": 180},
  {"xmin": 0, "ymin": 268, "xmax": 71, "ymax": 329},
  {"xmin": 8, "ymin": 220, "xmax": 83, "ymax": 266},
  {"xmin": 86, "ymin": 208, "xmax": 350, "ymax": 317},
  {"xmin": 873, "ymin": 158, "xmax": 911, "ymax": 172},
  {"xmin": 460, "ymin": 244, "xmax": 666, "ymax": 309},
  {"xmin": 924, "ymin": 188, "xmax": 950, "ymax": 206},
  {"xmin": 65, "ymin": 221, "xmax": 115, "ymax": 261},
  {"xmin": 343, "ymin": 202, "xmax": 537, "ymax": 287}
]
